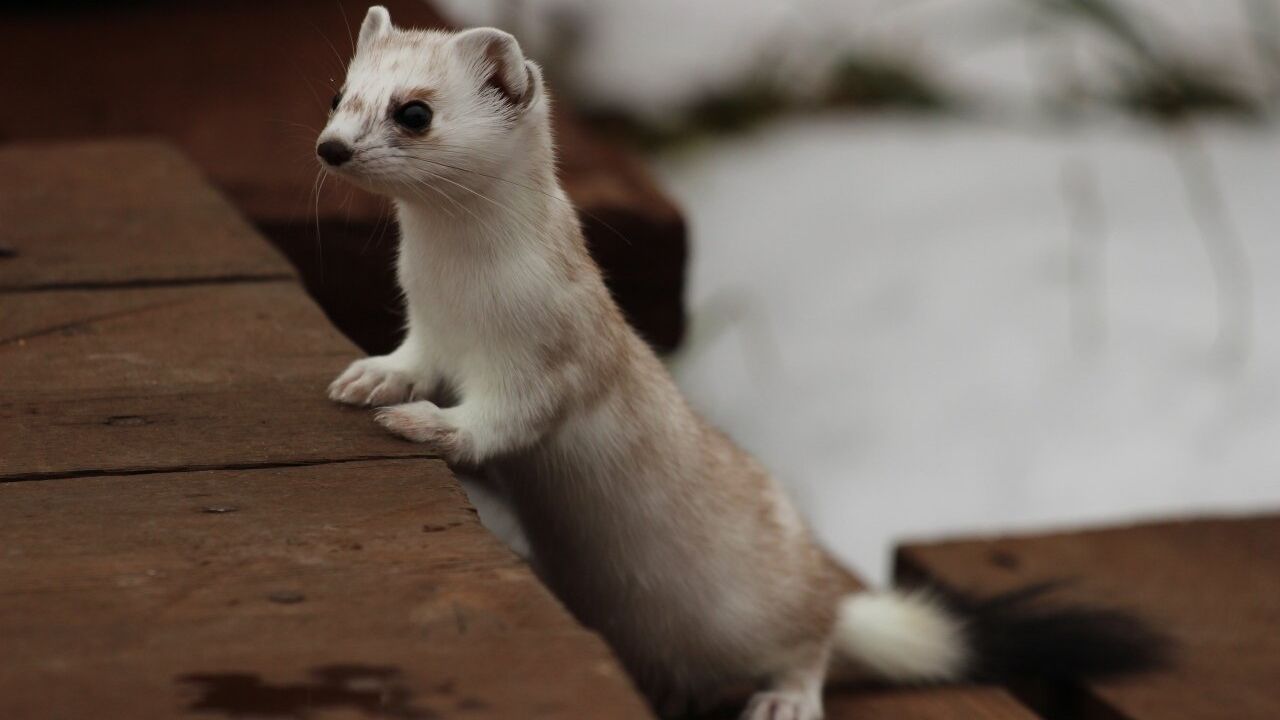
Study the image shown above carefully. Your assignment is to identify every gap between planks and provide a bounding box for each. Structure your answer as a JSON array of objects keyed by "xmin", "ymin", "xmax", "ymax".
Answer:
[
  {"xmin": 0, "ymin": 454, "xmax": 439, "ymax": 485},
  {"xmin": 0, "ymin": 272, "xmax": 296, "ymax": 295}
]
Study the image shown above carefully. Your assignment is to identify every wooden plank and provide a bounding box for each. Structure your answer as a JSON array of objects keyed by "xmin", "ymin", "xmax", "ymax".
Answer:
[
  {"xmin": 0, "ymin": 140, "xmax": 292, "ymax": 291},
  {"xmin": 0, "ymin": 282, "xmax": 432, "ymax": 480},
  {"xmin": 0, "ymin": 283, "xmax": 348, "ymax": 390},
  {"xmin": 0, "ymin": 1, "xmax": 688, "ymax": 352},
  {"xmin": 0, "ymin": 137, "xmax": 1030, "ymax": 718},
  {"xmin": 0, "ymin": 139, "xmax": 653, "ymax": 717},
  {"xmin": 826, "ymin": 686, "xmax": 1040, "ymax": 720},
  {"xmin": 897, "ymin": 516, "xmax": 1280, "ymax": 720},
  {"xmin": 0, "ymin": 460, "xmax": 652, "ymax": 719},
  {"xmin": 0, "ymin": 383, "xmax": 428, "ymax": 481},
  {"xmin": 0, "ymin": 2, "xmax": 439, "ymax": 227}
]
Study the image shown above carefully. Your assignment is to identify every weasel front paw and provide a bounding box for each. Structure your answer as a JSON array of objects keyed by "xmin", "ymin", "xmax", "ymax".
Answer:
[
  {"xmin": 328, "ymin": 357, "xmax": 420, "ymax": 407},
  {"xmin": 374, "ymin": 401, "xmax": 469, "ymax": 461}
]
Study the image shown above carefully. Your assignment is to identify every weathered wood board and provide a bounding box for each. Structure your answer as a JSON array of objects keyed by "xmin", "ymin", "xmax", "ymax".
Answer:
[
  {"xmin": 0, "ymin": 0, "xmax": 689, "ymax": 352},
  {"xmin": 0, "ymin": 282, "xmax": 426, "ymax": 480},
  {"xmin": 0, "ymin": 141, "xmax": 292, "ymax": 291},
  {"xmin": 0, "ymin": 138, "xmax": 656, "ymax": 717},
  {"xmin": 0, "ymin": 461, "xmax": 652, "ymax": 719},
  {"xmin": 0, "ymin": 283, "xmax": 348, "ymax": 388},
  {"xmin": 826, "ymin": 686, "xmax": 1040, "ymax": 720},
  {"xmin": 897, "ymin": 516, "xmax": 1280, "ymax": 720}
]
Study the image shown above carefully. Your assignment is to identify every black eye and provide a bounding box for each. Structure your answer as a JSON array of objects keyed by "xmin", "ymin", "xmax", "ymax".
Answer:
[
  {"xmin": 393, "ymin": 101, "xmax": 433, "ymax": 132},
  {"xmin": 331, "ymin": 92, "xmax": 342, "ymax": 111}
]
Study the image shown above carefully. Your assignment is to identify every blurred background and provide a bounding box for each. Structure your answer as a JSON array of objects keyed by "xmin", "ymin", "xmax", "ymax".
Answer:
[
  {"xmin": 5, "ymin": 0, "xmax": 1277, "ymax": 585},
  {"xmin": 440, "ymin": 0, "xmax": 1280, "ymax": 582}
]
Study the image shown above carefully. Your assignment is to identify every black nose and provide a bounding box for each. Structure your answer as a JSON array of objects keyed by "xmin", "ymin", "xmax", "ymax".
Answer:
[{"xmin": 317, "ymin": 140, "xmax": 353, "ymax": 166}]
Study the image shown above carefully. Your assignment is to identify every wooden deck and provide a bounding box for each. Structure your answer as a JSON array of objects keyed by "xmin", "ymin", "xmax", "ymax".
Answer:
[
  {"xmin": 898, "ymin": 515, "xmax": 1280, "ymax": 720},
  {"xmin": 0, "ymin": 139, "xmax": 652, "ymax": 718},
  {"xmin": 1, "ymin": 4, "xmax": 1270, "ymax": 716},
  {"xmin": 2, "ymin": 138, "xmax": 1272, "ymax": 719}
]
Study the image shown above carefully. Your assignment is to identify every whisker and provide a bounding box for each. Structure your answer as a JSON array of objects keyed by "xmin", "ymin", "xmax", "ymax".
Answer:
[
  {"xmin": 355, "ymin": 155, "xmax": 478, "ymax": 221},
  {"xmin": 369, "ymin": 149, "xmax": 633, "ymax": 246},
  {"xmin": 306, "ymin": 17, "xmax": 351, "ymax": 78},
  {"xmin": 266, "ymin": 119, "xmax": 321, "ymax": 133},
  {"xmin": 314, "ymin": 167, "xmax": 329, "ymax": 283},
  {"xmin": 365, "ymin": 196, "xmax": 395, "ymax": 256},
  {"xmin": 336, "ymin": 0, "xmax": 356, "ymax": 55},
  {"xmin": 380, "ymin": 165, "xmax": 470, "ymax": 222}
]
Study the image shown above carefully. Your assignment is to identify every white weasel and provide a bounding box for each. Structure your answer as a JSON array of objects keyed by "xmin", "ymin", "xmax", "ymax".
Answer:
[{"xmin": 318, "ymin": 8, "xmax": 1165, "ymax": 718}]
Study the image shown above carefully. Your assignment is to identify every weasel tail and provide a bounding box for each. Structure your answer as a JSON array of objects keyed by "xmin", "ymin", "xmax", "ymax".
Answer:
[{"xmin": 833, "ymin": 583, "xmax": 1170, "ymax": 684}]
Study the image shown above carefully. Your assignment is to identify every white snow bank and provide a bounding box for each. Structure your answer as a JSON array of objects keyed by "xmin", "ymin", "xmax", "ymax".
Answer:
[
  {"xmin": 432, "ymin": 0, "xmax": 1278, "ymax": 118},
  {"xmin": 655, "ymin": 116, "xmax": 1280, "ymax": 582}
]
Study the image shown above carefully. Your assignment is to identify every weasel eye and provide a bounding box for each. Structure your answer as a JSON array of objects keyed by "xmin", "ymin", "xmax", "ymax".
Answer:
[
  {"xmin": 330, "ymin": 92, "xmax": 342, "ymax": 112},
  {"xmin": 393, "ymin": 101, "xmax": 433, "ymax": 132}
]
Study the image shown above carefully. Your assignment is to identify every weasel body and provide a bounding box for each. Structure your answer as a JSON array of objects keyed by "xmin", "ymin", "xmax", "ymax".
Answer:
[{"xmin": 319, "ymin": 8, "xmax": 1165, "ymax": 718}]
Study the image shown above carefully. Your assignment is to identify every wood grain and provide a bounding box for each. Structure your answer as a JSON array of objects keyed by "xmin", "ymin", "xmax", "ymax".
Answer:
[
  {"xmin": 0, "ymin": 139, "xmax": 656, "ymax": 717},
  {"xmin": 0, "ymin": 140, "xmax": 292, "ymax": 291},
  {"xmin": 0, "ymin": 281, "xmax": 433, "ymax": 480},
  {"xmin": 0, "ymin": 282, "xmax": 349, "ymax": 389},
  {"xmin": 826, "ymin": 686, "xmax": 1039, "ymax": 720},
  {"xmin": 897, "ymin": 516, "xmax": 1280, "ymax": 720},
  {"xmin": 0, "ymin": 461, "xmax": 651, "ymax": 719},
  {"xmin": 0, "ymin": 383, "xmax": 432, "ymax": 481}
]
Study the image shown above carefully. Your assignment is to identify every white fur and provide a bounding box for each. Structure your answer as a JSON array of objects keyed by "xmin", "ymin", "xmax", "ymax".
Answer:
[
  {"xmin": 317, "ymin": 9, "xmax": 966, "ymax": 720},
  {"xmin": 835, "ymin": 591, "xmax": 969, "ymax": 683}
]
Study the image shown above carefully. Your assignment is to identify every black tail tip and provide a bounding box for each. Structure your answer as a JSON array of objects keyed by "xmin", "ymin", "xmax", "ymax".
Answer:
[{"xmin": 938, "ymin": 582, "xmax": 1174, "ymax": 682}]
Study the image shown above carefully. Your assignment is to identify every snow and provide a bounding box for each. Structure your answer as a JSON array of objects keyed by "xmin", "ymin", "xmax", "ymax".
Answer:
[
  {"xmin": 433, "ymin": 0, "xmax": 1279, "ymax": 118},
  {"xmin": 654, "ymin": 116, "xmax": 1280, "ymax": 582}
]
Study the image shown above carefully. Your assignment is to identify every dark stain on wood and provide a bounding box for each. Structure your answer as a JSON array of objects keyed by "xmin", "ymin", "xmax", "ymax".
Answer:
[
  {"xmin": 105, "ymin": 415, "xmax": 151, "ymax": 427},
  {"xmin": 422, "ymin": 521, "xmax": 465, "ymax": 533},
  {"xmin": 179, "ymin": 665, "xmax": 434, "ymax": 719},
  {"xmin": 988, "ymin": 549, "xmax": 1021, "ymax": 571}
]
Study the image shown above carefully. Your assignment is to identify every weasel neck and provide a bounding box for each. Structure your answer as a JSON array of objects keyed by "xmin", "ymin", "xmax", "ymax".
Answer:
[
  {"xmin": 397, "ymin": 168, "xmax": 565, "ymax": 251},
  {"xmin": 392, "ymin": 130, "xmax": 562, "ymax": 250}
]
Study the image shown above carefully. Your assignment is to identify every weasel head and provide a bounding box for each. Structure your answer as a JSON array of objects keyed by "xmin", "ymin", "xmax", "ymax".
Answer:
[{"xmin": 316, "ymin": 6, "xmax": 547, "ymax": 200}]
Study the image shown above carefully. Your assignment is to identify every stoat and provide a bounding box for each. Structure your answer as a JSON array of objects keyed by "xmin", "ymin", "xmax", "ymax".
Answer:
[{"xmin": 317, "ymin": 7, "xmax": 1167, "ymax": 718}]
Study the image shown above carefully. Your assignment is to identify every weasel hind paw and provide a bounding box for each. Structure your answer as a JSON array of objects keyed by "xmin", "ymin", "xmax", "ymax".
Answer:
[
  {"xmin": 328, "ymin": 357, "xmax": 418, "ymax": 407},
  {"xmin": 740, "ymin": 691, "xmax": 822, "ymax": 720}
]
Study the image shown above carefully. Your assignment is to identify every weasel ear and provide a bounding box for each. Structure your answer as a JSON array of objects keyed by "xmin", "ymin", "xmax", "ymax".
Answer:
[
  {"xmin": 359, "ymin": 6, "xmax": 392, "ymax": 49},
  {"xmin": 453, "ymin": 27, "xmax": 537, "ymax": 107}
]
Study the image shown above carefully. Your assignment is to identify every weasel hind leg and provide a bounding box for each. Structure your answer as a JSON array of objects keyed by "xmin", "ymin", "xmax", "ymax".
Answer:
[{"xmin": 739, "ymin": 645, "xmax": 829, "ymax": 720}]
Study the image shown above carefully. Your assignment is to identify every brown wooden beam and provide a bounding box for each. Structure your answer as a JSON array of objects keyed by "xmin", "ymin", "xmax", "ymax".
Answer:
[
  {"xmin": 0, "ymin": 461, "xmax": 652, "ymax": 719},
  {"xmin": 897, "ymin": 516, "xmax": 1280, "ymax": 720},
  {"xmin": 0, "ymin": 0, "xmax": 688, "ymax": 353}
]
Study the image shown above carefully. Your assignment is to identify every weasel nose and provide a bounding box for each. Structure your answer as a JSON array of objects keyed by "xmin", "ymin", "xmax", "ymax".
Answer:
[{"xmin": 317, "ymin": 140, "xmax": 353, "ymax": 167}]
